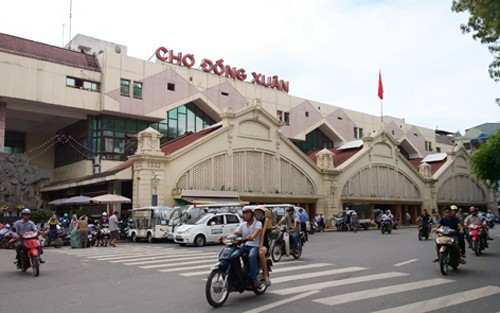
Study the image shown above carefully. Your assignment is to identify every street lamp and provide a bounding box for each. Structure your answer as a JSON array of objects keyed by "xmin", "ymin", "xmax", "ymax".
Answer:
[{"xmin": 151, "ymin": 173, "xmax": 160, "ymax": 206}]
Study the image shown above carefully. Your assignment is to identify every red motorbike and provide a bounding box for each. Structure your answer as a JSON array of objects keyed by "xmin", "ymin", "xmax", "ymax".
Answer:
[
  {"xmin": 467, "ymin": 224, "xmax": 486, "ymax": 256},
  {"xmin": 11, "ymin": 231, "xmax": 42, "ymax": 276}
]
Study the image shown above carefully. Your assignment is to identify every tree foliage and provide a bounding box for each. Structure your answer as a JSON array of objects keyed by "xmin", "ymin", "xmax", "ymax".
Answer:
[
  {"xmin": 470, "ymin": 127, "xmax": 500, "ymax": 185},
  {"xmin": 452, "ymin": 0, "xmax": 500, "ymax": 104}
]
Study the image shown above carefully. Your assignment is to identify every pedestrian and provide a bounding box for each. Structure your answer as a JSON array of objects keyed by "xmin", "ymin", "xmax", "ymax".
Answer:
[
  {"xmin": 79, "ymin": 213, "xmax": 88, "ymax": 224},
  {"xmin": 109, "ymin": 211, "xmax": 120, "ymax": 247},
  {"xmin": 47, "ymin": 214, "xmax": 60, "ymax": 245},
  {"xmin": 350, "ymin": 212, "xmax": 359, "ymax": 233},
  {"xmin": 431, "ymin": 209, "xmax": 441, "ymax": 225},
  {"xmin": 319, "ymin": 213, "xmax": 325, "ymax": 232},
  {"xmin": 298, "ymin": 208, "xmax": 308, "ymax": 241},
  {"xmin": 405, "ymin": 212, "xmax": 411, "ymax": 227},
  {"xmin": 77, "ymin": 216, "xmax": 88, "ymax": 248}
]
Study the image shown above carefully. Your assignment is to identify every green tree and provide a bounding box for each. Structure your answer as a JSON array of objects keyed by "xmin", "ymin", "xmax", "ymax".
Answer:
[
  {"xmin": 470, "ymin": 127, "xmax": 500, "ymax": 185},
  {"xmin": 452, "ymin": 0, "xmax": 500, "ymax": 104}
]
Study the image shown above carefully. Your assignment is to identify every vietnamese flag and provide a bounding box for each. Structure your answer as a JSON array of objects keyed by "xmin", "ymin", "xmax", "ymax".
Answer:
[{"xmin": 378, "ymin": 70, "xmax": 384, "ymax": 100}]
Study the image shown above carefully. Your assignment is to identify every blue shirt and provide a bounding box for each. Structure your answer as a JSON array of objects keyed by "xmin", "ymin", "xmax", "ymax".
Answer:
[
  {"xmin": 438, "ymin": 216, "xmax": 460, "ymax": 230},
  {"xmin": 13, "ymin": 219, "xmax": 38, "ymax": 235},
  {"xmin": 298, "ymin": 212, "xmax": 308, "ymax": 223}
]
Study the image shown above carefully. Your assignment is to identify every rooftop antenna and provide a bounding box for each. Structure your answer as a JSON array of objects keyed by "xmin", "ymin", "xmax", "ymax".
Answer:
[
  {"xmin": 69, "ymin": 0, "xmax": 73, "ymax": 43},
  {"xmin": 62, "ymin": 23, "xmax": 65, "ymax": 47}
]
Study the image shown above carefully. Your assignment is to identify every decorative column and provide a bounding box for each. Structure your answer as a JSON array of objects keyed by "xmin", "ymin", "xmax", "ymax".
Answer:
[
  {"xmin": 129, "ymin": 127, "xmax": 165, "ymax": 208},
  {"xmin": 419, "ymin": 162, "xmax": 437, "ymax": 211}
]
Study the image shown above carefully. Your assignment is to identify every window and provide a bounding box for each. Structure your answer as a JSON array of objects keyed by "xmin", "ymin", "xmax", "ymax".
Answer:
[
  {"xmin": 284, "ymin": 112, "xmax": 290, "ymax": 125},
  {"xmin": 226, "ymin": 214, "xmax": 239, "ymax": 224},
  {"xmin": 66, "ymin": 76, "xmax": 100, "ymax": 91},
  {"xmin": 436, "ymin": 147, "xmax": 441, "ymax": 153},
  {"xmin": 167, "ymin": 83, "xmax": 175, "ymax": 91},
  {"xmin": 354, "ymin": 127, "xmax": 364, "ymax": 139},
  {"xmin": 294, "ymin": 128, "xmax": 334, "ymax": 154},
  {"xmin": 120, "ymin": 79, "xmax": 130, "ymax": 96},
  {"xmin": 133, "ymin": 82, "xmax": 143, "ymax": 99},
  {"xmin": 4, "ymin": 131, "xmax": 25, "ymax": 154},
  {"xmin": 276, "ymin": 110, "xmax": 283, "ymax": 122},
  {"xmin": 305, "ymin": 111, "xmax": 309, "ymax": 117},
  {"xmin": 425, "ymin": 141, "xmax": 433, "ymax": 151},
  {"xmin": 221, "ymin": 92, "xmax": 229, "ymax": 96}
]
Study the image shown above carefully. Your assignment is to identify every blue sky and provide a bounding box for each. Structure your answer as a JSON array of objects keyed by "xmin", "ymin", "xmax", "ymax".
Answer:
[{"xmin": 1, "ymin": 0, "xmax": 498, "ymax": 133}]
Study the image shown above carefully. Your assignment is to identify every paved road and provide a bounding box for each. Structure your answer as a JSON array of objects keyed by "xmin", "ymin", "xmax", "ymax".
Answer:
[{"xmin": 0, "ymin": 226, "xmax": 498, "ymax": 313}]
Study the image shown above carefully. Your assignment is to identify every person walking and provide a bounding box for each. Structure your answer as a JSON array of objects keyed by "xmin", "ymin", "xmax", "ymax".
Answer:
[
  {"xmin": 405, "ymin": 212, "xmax": 411, "ymax": 227},
  {"xmin": 298, "ymin": 208, "xmax": 308, "ymax": 241},
  {"xmin": 109, "ymin": 211, "xmax": 120, "ymax": 247}
]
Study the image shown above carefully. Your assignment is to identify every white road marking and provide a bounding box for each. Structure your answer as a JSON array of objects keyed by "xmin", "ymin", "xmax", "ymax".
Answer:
[
  {"xmin": 159, "ymin": 264, "xmax": 217, "ymax": 273},
  {"xmin": 140, "ymin": 258, "xmax": 215, "ymax": 269},
  {"xmin": 271, "ymin": 272, "xmax": 409, "ymax": 295},
  {"xmin": 272, "ymin": 266, "xmax": 367, "ymax": 284},
  {"xmin": 116, "ymin": 252, "xmax": 216, "ymax": 264},
  {"xmin": 270, "ymin": 262, "xmax": 331, "ymax": 273},
  {"xmin": 178, "ymin": 260, "xmax": 306, "ymax": 277},
  {"xmin": 242, "ymin": 290, "xmax": 319, "ymax": 313},
  {"xmin": 121, "ymin": 254, "xmax": 215, "ymax": 265},
  {"xmin": 370, "ymin": 285, "xmax": 500, "ymax": 313},
  {"xmin": 314, "ymin": 278, "xmax": 453, "ymax": 305},
  {"xmin": 393, "ymin": 259, "xmax": 419, "ymax": 267}
]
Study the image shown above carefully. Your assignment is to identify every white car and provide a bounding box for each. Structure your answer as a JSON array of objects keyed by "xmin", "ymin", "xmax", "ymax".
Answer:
[{"xmin": 174, "ymin": 212, "xmax": 243, "ymax": 247}]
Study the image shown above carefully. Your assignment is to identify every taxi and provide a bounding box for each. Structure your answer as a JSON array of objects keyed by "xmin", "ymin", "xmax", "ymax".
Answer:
[{"xmin": 174, "ymin": 212, "xmax": 243, "ymax": 247}]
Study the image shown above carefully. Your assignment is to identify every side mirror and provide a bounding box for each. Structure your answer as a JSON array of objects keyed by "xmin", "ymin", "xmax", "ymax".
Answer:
[{"xmin": 210, "ymin": 221, "xmax": 216, "ymax": 226}]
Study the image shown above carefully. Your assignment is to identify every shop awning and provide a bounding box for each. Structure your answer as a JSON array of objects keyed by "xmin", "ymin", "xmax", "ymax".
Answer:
[{"xmin": 180, "ymin": 190, "xmax": 240, "ymax": 203}]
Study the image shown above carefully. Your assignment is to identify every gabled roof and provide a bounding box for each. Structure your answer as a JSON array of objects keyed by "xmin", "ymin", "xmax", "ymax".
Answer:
[
  {"xmin": 307, "ymin": 146, "xmax": 363, "ymax": 167},
  {"xmin": 161, "ymin": 125, "xmax": 223, "ymax": 155},
  {"xmin": 408, "ymin": 158, "xmax": 446, "ymax": 174},
  {"xmin": 0, "ymin": 33, "xmax": 101, "ymax": 71}
]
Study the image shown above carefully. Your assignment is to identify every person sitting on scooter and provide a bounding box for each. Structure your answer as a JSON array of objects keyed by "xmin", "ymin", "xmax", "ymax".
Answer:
[
  {"xmin": 416, "ymin": 209, "xmax": 431, "ymax": 229},
  {"xmin": 254, "ymin": 206, "xmax": 272, "ymax": 286},
  {"xmin": 12, "ymin": 209, "xmax": 44, "ymax": 263},
  {"xmin": 232, "ymin": 207, "xmax": 262, "ymax": 289},
  {"xmin": 464, "ymin": 207, "xmax": 492, "ymax": 246},
  {"xmin": 432, "ymin": 206, "xmax": 465, "ymax": 264},
  {"xmin": 275, "ymin": 206, "xmax": 299, "ymax": 254}
]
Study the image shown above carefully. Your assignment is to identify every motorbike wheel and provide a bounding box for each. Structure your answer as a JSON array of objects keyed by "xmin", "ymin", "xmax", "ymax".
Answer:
[
  {"xmin": 271, "ymin": 244, "xmax": 282, "ymax": 263},
  {"xmin": 205, "ymin": 269, "xmax": 229, "ymax": 308},
  {"xmin": 31, "ymin": 256, "xmax": 40, "ymax": 277},
  {"xmin": 418, "ymin": 230, "xmax": 422, "ymax": 241},
  {"xmin": 381, "ymin": 226, "xmax": 385, "ymax": 234},
  {"xmin": 473, "ymin": 241, "xmax": 481, "ymax": 256},
  {"xmin": 53, "ymin": 238, "xmax": 63, "ymax": 248},
  {"xmin": 292, "ymin": 244, "xmax": 302, "ymax": 259},
  {"xmin": 308, "ymin": 227, "xmax": 315, "ymax": 235},
  {"xmin": 103, "ymin": 237, "xmax": 109, "ymax": 247},
  {"xmin": 439, "ymin": 251, "xmax": 449, "ymax": 275},
  {"xmin": 387, "ymin": 229, "xmax": 392, "ymax": 234}
]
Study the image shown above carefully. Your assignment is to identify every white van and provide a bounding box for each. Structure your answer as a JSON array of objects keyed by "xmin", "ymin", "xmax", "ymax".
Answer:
[{"xmin": 128, "ymin": 206, "xmax": 177, "ymax": 242}]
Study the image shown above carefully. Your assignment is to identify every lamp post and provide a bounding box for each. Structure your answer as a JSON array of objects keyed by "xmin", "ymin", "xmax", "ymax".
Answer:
[{"xmin": 151, "ymin": 173, "xmax": 160, "ymax": 206}]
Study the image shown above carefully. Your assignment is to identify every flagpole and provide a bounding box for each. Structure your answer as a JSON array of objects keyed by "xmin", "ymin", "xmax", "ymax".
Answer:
[{"xmin": 380, "ymin": 99, "xmax": 383, "ymax": 123}]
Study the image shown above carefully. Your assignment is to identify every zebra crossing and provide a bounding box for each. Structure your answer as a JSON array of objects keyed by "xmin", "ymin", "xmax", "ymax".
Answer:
[{"xmin": 49, "ymin": 244, "xmax": 500, "ymax": 312}]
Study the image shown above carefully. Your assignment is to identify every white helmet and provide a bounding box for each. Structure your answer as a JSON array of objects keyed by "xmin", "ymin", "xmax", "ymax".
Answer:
[
  {"xmin": 21, "ymin": 208, "xmax": 31, "ymax": 215},
  {"xmin": 386, "ymin": 210, "xmax": 391, "ymax": 214},
  {"xmin": 102, "ymin": 212, "xmax": 108, "ymax": 216}
]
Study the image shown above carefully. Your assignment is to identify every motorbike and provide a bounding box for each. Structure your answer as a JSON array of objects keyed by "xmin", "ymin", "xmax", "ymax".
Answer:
[
  {"xmin": 38, "ymin": 225, "xmax": 65, "ymax": 248},
  {"xmin": 485, "ymin": 215, "xmax": 495, "ymax": 229},
  {"xmin": 205, "ymin": 235, "xmax": 268, "ymax": 308},
  {"xmin": 435, "ymin": 226, "xmax": 463, "ymax": 275},
  {"xmin": 418, "ymin": 221, "xmax": 430, "ymax": 240},
  {"xmin": 467, "ymin": 224, "xmax": 486, "ymax": 256},
  {"xmin": 380, "ymin": 220, "xmax": 392, "ymax": 234},
  {"xmin": 0, "ymin": 224, "xmax": 16, "ymax": 249},
  {"xmin": 99, "ymin": 226, "xmax": 110, "ymax": 247},
  {"xmin": 11, "ymin": 231, "xmax": 42, "ymax": 277},
  {"xmin": 308, "ymin": 220, "xmax": 317, "ymax": 234},
  {"xmin": 270, "ymin": 225, "xmax": 305, "ymax": 262}
]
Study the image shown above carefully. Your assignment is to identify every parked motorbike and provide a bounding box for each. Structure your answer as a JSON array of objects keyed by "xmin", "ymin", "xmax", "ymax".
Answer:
[
  {"xmin": 418, "ymin": 221, "xmax": 430, "ymax": 240},
  {"xmin": 270, "ymin": 225, "xmax": 305, "ymax": 262},
  {"xmin": 308, "ymin": 220, "xmax": 317, "ymax": 234},
  {"xmin": 205, "ymin": 235, "xmax": 268, "ymax": 308},
  {"xmin": 0, "ymin": 224, "xmax": 16, "ymax": 249},
  {"xmin": 467, "ymin": 224, "xmax": 486, "ymax": 256},
  {"xmin": 11, "ymin": 230, "xmax": 41, "ymax": 277},
  {"xmin": 435, "ymin": 226, "xmax": 463, "ymax": 275},
  {"xmin": 38, "ymin": 226, "xmax": 64, "ymax": 248},
  {"xmin": 380, "ymin": 220, "xmax": 392, "ymax": 234}
]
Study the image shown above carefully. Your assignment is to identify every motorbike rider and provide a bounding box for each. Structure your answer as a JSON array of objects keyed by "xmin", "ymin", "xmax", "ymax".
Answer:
[
  {"xmin": 432, "ymin": 206, "xmax": 465, "ymax": 264},
  {"xmin": 416, "ymin": 209, "xmax": 431, "ymax": 231},
  {"xmin": 12, "ymin": 209, "xmax": 44, "ymax": 264},
  {"xmin": 275, "ymin": 206, "xmax": 299, "ymax": 253},
  {"xmin": 254, "ymin": 206, "xmax": 272, "ymax": 286},
  {"xmin": 59, "ymin": 213, "xmax": 70, "ymax": 228},
  {"xmin": 450, "ymin": 205, "xmax": 466, "ymax": 257},
  {"xmin": 230, "ymin": 206, "xmax": 262, "ymax": 289},
  {"xmin": 100, "ymin": 212, "xmax": 109, "ymax": 225},
  {"xmin": 464, "ymin": 206, "xmax": 492, "ymax": 247},
  {"xmin": 380, "ymin": 210, "xmax": 394, "ymax": 228}
]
